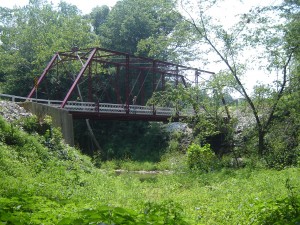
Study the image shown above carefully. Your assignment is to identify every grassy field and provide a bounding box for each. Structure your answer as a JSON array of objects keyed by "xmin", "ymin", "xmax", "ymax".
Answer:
[
  {"xmin": 0, "ymin": 115, "xmax": 300, "ymax": 224},
  {"xmin": 95, "ymin": 166, "xmax": 300, "ymax": 224}
]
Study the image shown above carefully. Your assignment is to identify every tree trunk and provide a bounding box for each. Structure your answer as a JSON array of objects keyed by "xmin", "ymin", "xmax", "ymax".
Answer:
[
  {"xmin": 221, "ymin": 95, "xmax": 231, "ymax": 120},
  {"xmin": 258, "ymin": 129, "xmax": 265, "ymax": 156}
]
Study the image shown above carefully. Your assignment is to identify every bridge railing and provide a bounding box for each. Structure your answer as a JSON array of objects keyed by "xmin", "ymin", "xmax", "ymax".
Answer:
[
  {"xmin": 0, "ymin": 93, "xmax": 28, "ymax": 102},
  {"xmin": 129, "ymin": 105, "xmax": 153, "ymax": 115},
  {"xmin": 0, "ymin": 93, "xmax": 195, "ymax": 117},
  {"xmin": 64, "ymin": 102, "xmax": 127, "ymax": 114},
  {"xmin": 0, "ymin": 94, "xmax": 62, "ymax": 105}
]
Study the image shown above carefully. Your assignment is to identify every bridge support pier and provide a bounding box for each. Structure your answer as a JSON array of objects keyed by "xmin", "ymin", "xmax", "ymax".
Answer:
[{"xmin": 20, "ymin": 102, "xmax": 74, "ymax": 146}]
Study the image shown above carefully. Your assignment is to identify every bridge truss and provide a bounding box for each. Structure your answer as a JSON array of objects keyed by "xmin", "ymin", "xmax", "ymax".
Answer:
[{"xmin": 27, "ymin": 47, "xmax": 214, "ymax": 121}]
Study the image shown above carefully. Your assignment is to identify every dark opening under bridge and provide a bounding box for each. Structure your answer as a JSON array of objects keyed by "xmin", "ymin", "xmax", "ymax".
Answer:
[{"xmin": 24, "ymin": 47, "xmax": 214, "ymax": 122}]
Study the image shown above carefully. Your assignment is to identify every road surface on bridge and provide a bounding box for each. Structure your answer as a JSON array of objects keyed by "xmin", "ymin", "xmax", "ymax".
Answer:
[{"xmin": 0, "ymin": 94, "xmax": 194, "ymax": 121}]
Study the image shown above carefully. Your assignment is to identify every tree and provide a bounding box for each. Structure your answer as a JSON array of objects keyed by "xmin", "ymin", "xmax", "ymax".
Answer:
[
  {"xmin": 74, "ymin": 0, "xmax": 186, "ymax": 158},
  {"xmin": 258, "ymin": 0, "xmax": 300, "ymax": 167},
  {"xmin": 98, "ymin": 0, "xmax": 188, "ymax": 61},
  {"xmin": 89, "ymin": 5, "xmax": 110, "ymax": 35},
  {"xmin": 0, "ymin": 0, "xmax": 98, "ymax": 96},
  {"xmin": 178, "ymin": 0, "xmax": 299, "ymax": 156}
]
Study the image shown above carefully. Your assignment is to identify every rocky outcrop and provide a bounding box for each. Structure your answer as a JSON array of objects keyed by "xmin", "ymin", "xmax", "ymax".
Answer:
[{"xmin": 0, "ymin": 101, "xmax": 32, "ymax": 122}]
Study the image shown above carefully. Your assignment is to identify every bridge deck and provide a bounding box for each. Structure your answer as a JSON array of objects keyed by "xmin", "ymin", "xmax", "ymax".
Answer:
[{"xmin": 0, "ymin": 94, "xmax": 194, "ymax": 121}]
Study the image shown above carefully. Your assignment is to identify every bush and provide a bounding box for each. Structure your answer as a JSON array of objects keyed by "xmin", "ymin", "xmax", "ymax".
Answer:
[
  {"xmin": 252, "ymin": 178, "xmax": 300, "ymax": 224},
  {"xmin": 263, "ymin": 141, "xmax": 300, "ymax": 170},
  {"xmin": 187, "ymin": 143, "xmax": 217, "ymax": 172},
  {"xmin": 16, "ymin": 115, "xmax": 52, "ymax": 136},
  {"xmin": 0, "ymin": 196, "xmax": 189, "ymax": 225}
]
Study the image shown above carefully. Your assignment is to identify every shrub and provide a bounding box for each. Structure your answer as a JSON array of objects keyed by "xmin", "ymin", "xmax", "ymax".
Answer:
[
  {"xmin": 264, "ymin": 143, "xmax": 300, "ymax": 170},
  {"xmin": 187, "ymin": 143, "xmax": 217, "ymax": 172},
  {"xmin": 17, "ymin": 115, "xmax": 52, "ymax": 136},
  {"xmin": 252, "ymin": 178, "xmax": 300, "ymax": 224}
]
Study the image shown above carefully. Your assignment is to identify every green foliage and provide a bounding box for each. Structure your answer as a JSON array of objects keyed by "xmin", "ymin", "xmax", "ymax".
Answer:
[
  {"xmin": 0, "ymin": 115, "xmax": 190, "ymax": 224},
  {"xmin": 0, "ymin": 1, "xmax": 98, "ymax": 96},
  {"xmin": 158, "ymin": 150, "xmax": 188, "ymax": 171},
  {"xmin": 98, "ymin": 0, "xmax": 183, "ymax": 60},
  {"xmin": 101, "ymin": 159, "xmax": 158, "ymax": 171},
  {"xmin": 89, "ymin": 5, "xmax": 110, "ymax": 35},
  {"xmin": 187, "ymin": 143, "xmax": 217, "ymax": 172},
  {"xmin": 0, "ymin": 196, "xmax": 61, "ymax": 224},
  {"xmin": 148, "ymin": 83, "xmax": 234, "ymax": 155},
  {"xmin": 66, "ymin": 200, "xmax": 188, "ymax": 225},
  {"xmin": 264, "ymin": 143, "xmax": 300, "ymax": 170},
  {"xmin": 16, "ymin": 115, "xmax": 52, "ymax": 136},
  {"xmin": 0, "ymin": 197, "xmax": 189, "ymax": 225},
  {"xmin": 252, "ymin": 178, "xmax": 300, "ymax": 224},
  {"xmin": 167, "ymin": 130, "xmax": 191, "ymax": 153},
  {"xmin": 260, "ymin": 86, "xmax": 300, "ymax": 169},
  {"xmin": 0, "ymin": 113, "xmax": 300, "ymax": 225},
  {"xmin": 76, "ymin": 121, "xmax": 168, "ymax": 162},
  {"xmin": 141, "ymin": 201, "xmax": 189, "ymax": 225},
  {"xmin": 148, "ymin": 84, "xmax": 193, "ymax": 112}
]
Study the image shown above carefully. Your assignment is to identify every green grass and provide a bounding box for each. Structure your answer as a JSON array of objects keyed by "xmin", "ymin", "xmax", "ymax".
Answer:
[{"xmin": 0, "ymin": 115, "xmax": 299, "ymax": 224}]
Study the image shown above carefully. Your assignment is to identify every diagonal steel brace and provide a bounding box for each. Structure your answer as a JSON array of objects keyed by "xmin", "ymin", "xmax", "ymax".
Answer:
[
  {"xmin": 61, "ymin": 48, "xmax": 97, "ymax": 108},
  {"xmin": 27, "ymin": 53, "xmax": 59, "ymax": 99}
]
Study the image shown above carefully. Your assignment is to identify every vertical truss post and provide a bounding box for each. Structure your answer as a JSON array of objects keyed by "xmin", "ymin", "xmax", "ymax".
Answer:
[
  {"xmin": 27, "ymin": 53, "xmax": 59, "ymax": 99},
  {"xmin": 125, "ymin": 54, "xmax": 130, "ymax": 114},
  {"xmin": 61, "ymin": 48, "xmax": 97, "ymax": 108},
  {"xmin": 195, "ymin": 70, "xmax": 199, "ymax": 86}
]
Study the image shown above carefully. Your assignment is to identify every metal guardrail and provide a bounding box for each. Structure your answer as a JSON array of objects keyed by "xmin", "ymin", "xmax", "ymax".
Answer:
[
  {"xmin": 0, "ymin": 93, "xmax": 194, "ymax": 117},
  {"xmin": 0, "ymin": 93, "xmax": 62, "ymax": 105}
]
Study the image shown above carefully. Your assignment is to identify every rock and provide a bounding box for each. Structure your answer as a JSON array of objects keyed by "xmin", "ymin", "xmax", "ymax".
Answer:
[
  {"xmin": 232, "ymin": 109, "xmax": 256, "ymax": 148},
  {"xmin": 164, "ymin": 122, "xmax": 192, "ymax": 134},
  {"xmin": 0, "ymin": 101, "xmax": 32, "ymax": 122}
]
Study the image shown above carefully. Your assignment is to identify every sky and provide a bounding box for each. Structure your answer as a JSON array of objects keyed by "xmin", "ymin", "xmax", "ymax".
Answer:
[
  {"xmin": 0, "ymin": 0, "xmax": 282, "ymax": 93},
  {"xmin": 0, "ymin": 0, "xmax": 119, "ymax": 13}
]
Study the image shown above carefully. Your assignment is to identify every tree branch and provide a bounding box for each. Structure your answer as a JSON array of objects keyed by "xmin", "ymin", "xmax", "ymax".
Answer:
[
  {"xmin": 265, "ymin": 50, "xmax": 294, "ymax": 129},
  {"xmin": 180, "ymin": 1, "xmax": 262, "ymax": 130}
]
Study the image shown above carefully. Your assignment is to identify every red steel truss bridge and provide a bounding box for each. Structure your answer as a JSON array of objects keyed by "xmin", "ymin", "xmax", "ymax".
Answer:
[{"xmin": 24, "ymin": 47, "xmax": 214, "ymax": 121}]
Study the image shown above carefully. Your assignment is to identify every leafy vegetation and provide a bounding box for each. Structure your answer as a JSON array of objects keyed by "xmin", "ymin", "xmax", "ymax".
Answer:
[
  {"xmin": 0, "ymin": 0, "xmax": 300, "ymax": 224},
  {"xmin": 187, "ymin": 143, "xmax": 217, "ymax": 172},
  {"xmin": 0, "ymin": 114, "xmax": 299, "ymax": 224}
]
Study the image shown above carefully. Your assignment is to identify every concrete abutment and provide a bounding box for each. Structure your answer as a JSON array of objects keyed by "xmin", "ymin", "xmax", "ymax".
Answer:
[{"xmin": 20, "ymin": 102, "xmax": 74, "ymax": 146}]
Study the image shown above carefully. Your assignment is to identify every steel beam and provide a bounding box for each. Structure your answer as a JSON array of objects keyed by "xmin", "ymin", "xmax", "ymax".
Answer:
[
  {"xmin": 61, "ymin": 48, "xmax": 97, "ymax": 108},
  {"xmin": 27, "ymin": 53, "xmax": 59, "ymax": 99}
]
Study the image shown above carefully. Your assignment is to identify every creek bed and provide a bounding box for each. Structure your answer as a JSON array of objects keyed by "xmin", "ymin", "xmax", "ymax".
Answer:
[{"xmin": 114, "ymin": 169, "xmax": 172, "ymax": 182}]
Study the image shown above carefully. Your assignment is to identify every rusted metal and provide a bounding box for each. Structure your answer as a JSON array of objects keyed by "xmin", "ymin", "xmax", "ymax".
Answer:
[
  {"xmin": 27, "ymin": 53, "xmax": 59, "ymax": 98},
  {"xmin": 61, "ymin": 48, "xmax": 97, "ymax": 108},
  {"xmin": 27, "ymin": 47, "xmax": 214, "ymax": 120}
]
